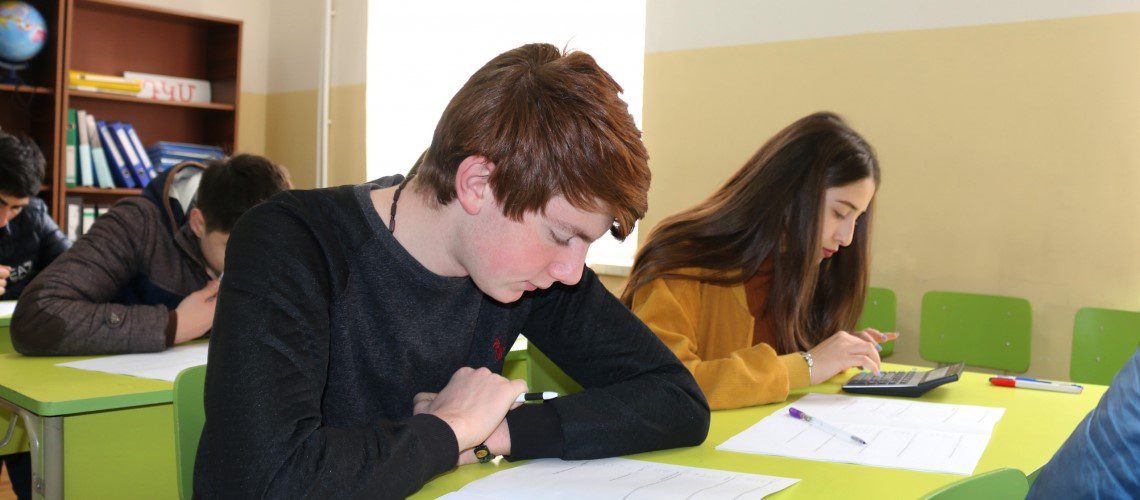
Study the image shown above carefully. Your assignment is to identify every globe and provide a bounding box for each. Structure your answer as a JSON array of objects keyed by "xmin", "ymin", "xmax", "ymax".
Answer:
[{"xmin": 0, "ymin": 1, "xmax": 47, "ymax": 66}]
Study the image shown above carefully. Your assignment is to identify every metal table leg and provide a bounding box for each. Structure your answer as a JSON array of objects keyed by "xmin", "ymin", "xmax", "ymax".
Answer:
[{"xmin": 0, "ymin": 398, "xmax": 61, "ymax": 500}]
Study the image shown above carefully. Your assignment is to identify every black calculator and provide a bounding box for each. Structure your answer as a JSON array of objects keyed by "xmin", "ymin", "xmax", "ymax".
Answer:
[{"xmin": 842, "ymin": 362, "xmax": 965, "ymax": 397}]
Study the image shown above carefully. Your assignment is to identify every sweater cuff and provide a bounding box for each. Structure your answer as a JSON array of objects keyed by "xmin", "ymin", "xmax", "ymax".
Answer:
[
  {"xmin": 779, "ymin": 353, "xmax": 811, "ymax": 389},
  {"xmin": 503, "ymin": 402, "xmax": 563, "ymax": 461},
  {"xmin": 407, "ymin": 413, "xmax": 460, "ymax": 476},
  {"xmin": 165, "ymin": 310, "xmax": 178, "ymax": 346}
]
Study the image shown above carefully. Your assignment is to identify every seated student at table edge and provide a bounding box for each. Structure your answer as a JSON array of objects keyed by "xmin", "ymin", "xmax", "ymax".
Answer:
[
  {"xmin": 621, "ymin": 112, "xmax": 893, "ymax": 410},
  {"xmin": 0, "ymin": 131, "xmax": 70, "ymax": 500},
  {"xmin": 10, "ymin": 154, "xmax": 291, "ymax": 355},
  {"xmin": 194, "ymin": 43, "xmax": 711, "ymax": 498},
  {"xmin": 0, "ymin": 131, "xmax": 72, "ymax": 301},
  {"xmin": 1029, "ymin": 346, "xmax": 1140, "ymax": 498}
]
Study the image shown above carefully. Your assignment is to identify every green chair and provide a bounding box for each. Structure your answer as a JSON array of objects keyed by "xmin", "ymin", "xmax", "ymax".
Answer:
[
  {"xmin": 922, "ymin": 468, "xmax": 1029, "ymax": 499},
  {"xmin": 526, "ymin": 344, "xmax": 583, "ymax": 396},
  {"xmin": 1070, "ymin": 307, "xmax": 1140, "ymax": 385},
  {"xmin": 920, "ymin": 291, "xmax": 1031, "ymax": 373},
  {"xmin": 856, "ymin": 287, "xmax": 897, "ymax": 357},
  {"xmin": 173, "ymin": 365, "xmax": 207, "ymax": 500}
]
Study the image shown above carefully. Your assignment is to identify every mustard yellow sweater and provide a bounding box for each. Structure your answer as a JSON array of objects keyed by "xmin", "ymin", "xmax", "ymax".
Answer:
[{"xmin": 630, "ymin": 273, "xmax": 810, "ymax": 410}]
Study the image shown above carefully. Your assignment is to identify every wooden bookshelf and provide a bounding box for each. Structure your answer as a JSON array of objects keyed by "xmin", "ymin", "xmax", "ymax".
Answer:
[
  {"xmin": 56, "ymin": 0, "xmax": 242, "ymax": 231},
  {"xmin": 0, "ymin": 0, "xmax": 66, "ymax": 215}
]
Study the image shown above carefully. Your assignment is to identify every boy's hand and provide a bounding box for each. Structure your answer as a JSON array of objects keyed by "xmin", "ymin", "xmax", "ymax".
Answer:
[
  {"xmin": 173, "ymin": 280, "xmax": 220, "ymax": 344},
  {"xmin": 414, "ymin": 392, "xmax": 519, "ymax": 465},
  {"xmin": 417, "ymin": 367, "xmax": 526, "ymax": 452},
  {"xmin": 0, "ymin": 265, "xmax": 9, "ymax": 296}
]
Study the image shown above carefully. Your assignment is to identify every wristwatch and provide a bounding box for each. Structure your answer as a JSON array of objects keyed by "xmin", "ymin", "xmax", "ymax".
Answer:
[
  {"xmin": 798, "ymin": 351, "xmax": 814, "ymax": 379},
  {"xmin": 473, "ymin": 443, "xmax": 494, "ymax": 463}
]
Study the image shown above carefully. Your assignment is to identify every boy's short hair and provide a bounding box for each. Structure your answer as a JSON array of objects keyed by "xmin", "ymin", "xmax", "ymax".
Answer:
[
  {"xmin": 0, "ymin": 131, "xmax": 46, "ymax": 198},
  {"xmin": 196, "ymin": 154, "xmax": 291, "ymax": 233},
  {"xmin": 417, "ymin": 43, "xmax": 650, "ymax": 240}
]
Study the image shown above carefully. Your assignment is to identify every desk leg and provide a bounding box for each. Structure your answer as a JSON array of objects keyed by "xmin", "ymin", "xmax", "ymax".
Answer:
[{"xmin": 0, "ymin": 399, "xmax": 62, "ymax": 500}]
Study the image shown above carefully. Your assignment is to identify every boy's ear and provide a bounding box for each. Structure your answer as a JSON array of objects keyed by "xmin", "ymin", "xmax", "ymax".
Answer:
[
  {"xmin": 454, "ymin": 155, "xmax": 495, "ymax": 215},
  {"xmin": 188, "ymin": 208, "xmax": 207, "ymax": 238}
]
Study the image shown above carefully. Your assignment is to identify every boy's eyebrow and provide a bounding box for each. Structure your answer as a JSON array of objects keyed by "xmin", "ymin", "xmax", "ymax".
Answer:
[{"xmin": 551, "ymin": 219, "xmax": 603, "ymax": 243}]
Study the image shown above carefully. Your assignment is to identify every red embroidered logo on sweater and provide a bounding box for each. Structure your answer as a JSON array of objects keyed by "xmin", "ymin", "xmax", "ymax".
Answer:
[{"xmin": 492, "ymin": 338, "xmax": 504, "ymax": 361}]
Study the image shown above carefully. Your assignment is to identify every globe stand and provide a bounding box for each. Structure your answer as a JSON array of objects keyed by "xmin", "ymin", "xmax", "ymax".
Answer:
[{"xmin": 0, "ymin": 61, "xmax": 29, "ymax": 85}]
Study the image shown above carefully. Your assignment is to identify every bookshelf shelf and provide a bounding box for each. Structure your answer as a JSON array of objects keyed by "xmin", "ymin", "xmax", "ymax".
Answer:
[
  {"xmin": 69, "ymin": 89, "xmax": 236, "ymax": 111},
  {"xmin": 66, "ymin": 186, "xmax": 142, "ymax": 196},
  {"xmin": 0, "ymin": 84, "xmax": 54, "ymax": 95}
]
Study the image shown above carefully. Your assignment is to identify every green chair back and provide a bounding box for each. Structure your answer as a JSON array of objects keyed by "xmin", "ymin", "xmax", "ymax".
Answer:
[
  {"xmin": 526, "ymin": 344, "xmax": 583, "ymax": 396},
  {"xmin": 920, "ymin": 291, "xmax": 1031, "ymax": 373},
  {"xmin": 173, "ymin": 365, "xmax": 207, "ymax": 500},
  {"xmin": 1070, "ymin": 307, "xmax": 1140, "ymax": 385},
  {"xmin": 856, "ymin": 287, "xmax": 897, "ymax": 357},
  {"xmin": 922, "ymin": 468, "xmax": 1029, "ymax": 500}
]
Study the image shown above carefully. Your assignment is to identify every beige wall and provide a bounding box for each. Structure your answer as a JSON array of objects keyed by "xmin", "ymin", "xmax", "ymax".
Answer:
[
  {"xmin": 262, "ymin": 0, "xmax": 367, "ymax": 189},
  {"xmin": 329, "ymin": 84, "xmax": 368, "ymax": 186},
  {"xmin": 643, "ymin": 13, "xmax": 1140, "ymax": 381},
  {"xmin": 135, "ymin": 0, "xmax": 366, "ymax": 188}
]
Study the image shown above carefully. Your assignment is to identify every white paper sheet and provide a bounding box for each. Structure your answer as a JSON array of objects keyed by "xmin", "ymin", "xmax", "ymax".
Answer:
[
  {"xmin": 0, "ymin": 300, "xmax": 17, "ymax": 317},
  {"xmin": 56, "ymin": 343, "xmax": 209, "ymax": 382},
  {"xmin": 716, "ymin": 393, "xmax": 1005, "ymax": 475},
  {"xmin": 439, "ymin": 457, "xmax": 799, "ymax": 500}
]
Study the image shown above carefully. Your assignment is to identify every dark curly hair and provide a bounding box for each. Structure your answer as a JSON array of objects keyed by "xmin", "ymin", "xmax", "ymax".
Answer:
[{"xmin": 0, "ymin": 131, "xmax": 46, "ymax": 198}]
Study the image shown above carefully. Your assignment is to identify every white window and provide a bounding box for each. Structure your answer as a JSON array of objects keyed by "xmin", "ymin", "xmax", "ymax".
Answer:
[{"xmin": 366, "ymin": 0, "xmax": 646, "ymax": 269}]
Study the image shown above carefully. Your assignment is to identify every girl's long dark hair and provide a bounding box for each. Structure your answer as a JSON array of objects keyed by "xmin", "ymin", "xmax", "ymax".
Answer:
[{"xmin": 621, "ymin": 112, "xmax": 880, "ymax": 353}]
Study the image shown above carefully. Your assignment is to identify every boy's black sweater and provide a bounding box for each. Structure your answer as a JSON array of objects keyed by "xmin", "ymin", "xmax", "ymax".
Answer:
[{"xmin": 194, "ymin": 178, "xmax": 709, "ymax": 498}]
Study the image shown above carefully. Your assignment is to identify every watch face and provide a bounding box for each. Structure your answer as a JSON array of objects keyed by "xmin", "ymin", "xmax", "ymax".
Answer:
[{"xmin": 474, "ymin": 444, "xmax": 492, "ymax": 463}]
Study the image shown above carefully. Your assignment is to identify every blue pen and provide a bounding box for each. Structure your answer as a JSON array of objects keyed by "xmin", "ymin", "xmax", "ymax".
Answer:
[{"xmin": 1012, "ymin": 376, "xmax": 1083, "ymax": 388}]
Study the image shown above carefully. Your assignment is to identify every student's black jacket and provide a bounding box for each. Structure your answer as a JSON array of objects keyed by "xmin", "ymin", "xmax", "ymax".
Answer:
[
  {"xmin": 0, "ymin": 197, "xmax": 71, "ymax": 300},
  {"xmin": 193, "ymin": 177, "xmax": 710, "ymax": 499}
]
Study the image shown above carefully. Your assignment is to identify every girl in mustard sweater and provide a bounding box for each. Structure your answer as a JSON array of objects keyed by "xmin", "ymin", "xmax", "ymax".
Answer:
[{"xmin": 621, "ymin": 112, "xmax": 895, "ymax": 410}]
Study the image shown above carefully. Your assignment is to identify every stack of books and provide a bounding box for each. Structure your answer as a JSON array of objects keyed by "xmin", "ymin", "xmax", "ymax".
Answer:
[
  {"xmin": 147, "ymin": 142, "xmax": 225, "ymax": 172},
  {"xmin": 68, "ymin": 71, "xmax": 143, "ymax": 96},
  {"xmin": 65, "ymin": 108, "xmax": 157, "ymax": 189}
]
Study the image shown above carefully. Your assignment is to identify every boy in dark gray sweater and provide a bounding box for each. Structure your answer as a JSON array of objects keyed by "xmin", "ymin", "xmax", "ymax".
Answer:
[{"xmin": 195, "ymin": 43, "xmax": 710, "ymax": 498}]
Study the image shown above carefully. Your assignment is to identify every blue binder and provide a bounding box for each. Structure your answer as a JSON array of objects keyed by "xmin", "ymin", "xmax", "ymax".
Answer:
[
  {"xmin": 96, "ymin": 121, "xmax": 136, "ymax": 188},
  {"xmin": 124, "ymin": 123, "xmax": 158, "ymax": 182},
  {"xmin": 111, "ymin": 122, "xmax": 150, "ymax": 187}
]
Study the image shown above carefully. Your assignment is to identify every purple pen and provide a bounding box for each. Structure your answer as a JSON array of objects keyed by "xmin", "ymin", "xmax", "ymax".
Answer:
[{"xmin": 788, "ymin": 407, "xmax": 868, "ymax": 446}]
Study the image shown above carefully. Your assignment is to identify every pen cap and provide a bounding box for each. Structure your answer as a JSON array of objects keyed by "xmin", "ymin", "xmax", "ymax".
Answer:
[{"xmin": 788, "ymin": 407, "xmax": 805, "ymax": 420}]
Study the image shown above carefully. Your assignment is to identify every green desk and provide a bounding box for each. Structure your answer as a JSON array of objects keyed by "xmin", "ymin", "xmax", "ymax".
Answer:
[
  {"xmin": 413, "ymin": 363, "xmax": 1107, "ymax": 499},
  {"xmin": 0, "ymin": 335, "xmax": 529, "ymax": 500},
  {"xmin": 0, "ymin": 302, "xmax": 29, "ymax": 460},
  {"xmin": 0, "ymin": 352, "xmax": 180, "ymax": 499}
]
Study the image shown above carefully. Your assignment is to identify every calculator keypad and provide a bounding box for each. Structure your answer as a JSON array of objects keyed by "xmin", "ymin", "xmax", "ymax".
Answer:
[{"xmin": 849, "ymin": 369, "xmax": 919, "ymax": 386}]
